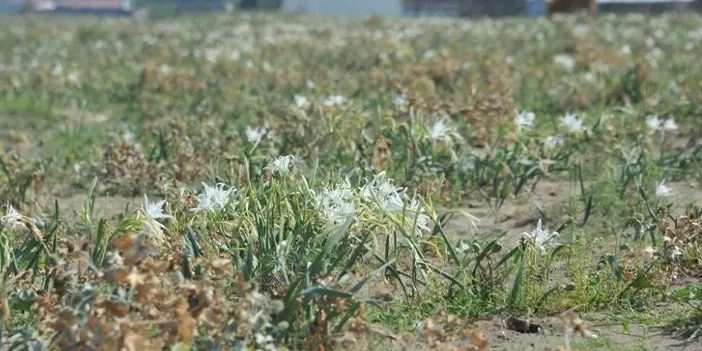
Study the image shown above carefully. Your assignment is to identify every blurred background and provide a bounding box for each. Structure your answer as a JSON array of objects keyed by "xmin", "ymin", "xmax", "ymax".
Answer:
[{"xmin": 2, "ymin": 0, "xmax": 702, "ymax": 20}]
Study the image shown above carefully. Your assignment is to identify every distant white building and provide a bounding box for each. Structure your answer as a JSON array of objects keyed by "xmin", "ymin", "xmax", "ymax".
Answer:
[
  {"xmin": 596, "ymin": 0, "xmax": 695, "ymax": 13},
  {"xmin": 281, "ymin": 0, "xmax": 699, "ymax": 18},
  {"xmin": 281, "ymin": 0, "xmax": 404, "ymax": 17}
]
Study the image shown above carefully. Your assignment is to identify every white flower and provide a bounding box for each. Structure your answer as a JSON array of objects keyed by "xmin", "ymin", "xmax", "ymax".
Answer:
[
  {"xmin": 515, "ymin": 110, "xmax": 535, "ymax": 132},
  {"xmin": 254, "ymin": 332, "xmax": 274, "ymax": 346},
  {"xmin": 663, "ymin": 118, "xmax": 678, "ymax": 133},
  {"xmin": 266, "ymin": 155, "xmax": 298, "ymax": 174},
  {"xmin": 51, "ymin": 63, "xmax": 63, "ymax": 76},
  {"xmin": 553, "ymin": 54, "xmax": 576, "ymax": 71},
  {"xmin": 245, "ymin": 125, "xmax": 267, "ymax": 144},
  {"xmin": 428, "ymin": 117, "xmax": 458, "ymax": 143},
  {"xmin": 647, "ymin": 115, "xmax": 678, "ymax": 134},
  {"xmin": 361, "ymin": 173, "xmax": 429, "ymax": 236},
  {"xmin": 67, "ymin": 72, "xmax": 80, "ymax": 83},
  {"xmin": 382, "ymin": 192, "xmax": 429, "ymax": 234},
  {"xmin": 192, "ymin": 182, "xmax": 236, "ymax": 213},
  {"xmin": 159, "ymin": 64, "xmax": 171, "ymax": 75},
  {"xmin": 560, "ymin": 113, "xmax": 584, "ymax": 133},
  {"xmin": 423, "ymin": 49, "xmax": 437, "ymax": 60},
  {"xmin": 122, "ymin": 131, "xmax": 135, "ymax": 143},
  {"xmin": 646, "ymin": 115, "xmax": 662, "ymax": 131},
  {"xmin": 544, "ymin": 135, "xmax": 564, "ymax": 151},
  {"xmin": 204, "ymin": 48, "xmax": 220, "ymax": 63},
  {"xmin": 573, "ymin": 24, "xmax": 589, "ymax": 37},
  {"xmin": 455, "ymin": 239, "xmax": 473, "ymax": 256},
  {"xmin": 306, "ymin": 79, "xmax": 315, "ymax": 89},
  {"xmin": 105, "ymin": 251, "xmax": 124, "ymax": 267},
  {"xmin": 383, "ymin": 191, "xmax": 406, "ymax": 213},
  {"xmin": 651, "ymin": 46, "xmax": 664, "ymax": 59},
  {"xmin": 323, "ymin": 95, "xmax": 347, "ymax": 107},
  {"xmin": 583, "ymin": 72, "xmax": 596, "ymax": 83},
  {"xmin": 523, "ymin": 218, "xmax": 559, "ymax": 255},
  {"xmin": 655, "ymin": 179, "xmax": 673, "ymax": 197},
  {"xmin": 141, "ymin": 194, "xmax": 170, "ymax": 243},
  {"xmin": 2, "ymin": 204, "xmax": 24, "ymax": 230},
  {"xmin": 621, "ymin": 45, "xmax": 631, "ymax": 55},
  {"xmin": 143, "ymin": 194, "xmax": 171, "ymax": 220},
  {"xmin": 5, "ymin": 205, "xmax": 19, "ymax": 220},
  {"xmin": 314, "ymin": 182, "xmax": 356, "ymax": 227},
  {"xmin": 393, "ymin": 93, "xmax": 406, "ymax": 107},
  {"xmin": 294, "ymin": 95, "xmax": 310, "ymax": 109},
  {"xmin": 362, "ymin": 173, "xmax": 409, "ymax": 214},
  {"xmin": 402, "ymin": 198, "xmax": 430, "ymax": 233},
  {"xmin": 361, "ymin": 173, "xmax": 403, "ymax": 204}
]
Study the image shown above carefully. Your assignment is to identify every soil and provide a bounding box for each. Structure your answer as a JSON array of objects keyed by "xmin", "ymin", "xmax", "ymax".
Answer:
[
  {"xmin": 51, "ymin": 194, "xmax": 142, "ymax": 221},
  {"xmin": 442, "ymin": 177, "xmax": 702, "ymax": 250},
  {"xmin": 382, "ymin": 315, "xmax": 700, "ymax": 351},
  {"xmin": 472, "ymin": 316, "xmax": 697, "ymax": 351},
  {"xmin": 441, "ymin": 178, "xmax": 580, "ymax": 249}
]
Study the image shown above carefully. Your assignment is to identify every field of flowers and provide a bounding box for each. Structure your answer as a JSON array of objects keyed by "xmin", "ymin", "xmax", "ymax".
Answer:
[{"xmin": 1, "ymin": 11, "xmax": 702, "ymax": 351}]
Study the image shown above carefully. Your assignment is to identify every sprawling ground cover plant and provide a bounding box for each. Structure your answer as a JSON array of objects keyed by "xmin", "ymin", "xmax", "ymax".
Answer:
[{"xmin": 1, "ymin": 10, "xmax": 702, "ymax": 350}]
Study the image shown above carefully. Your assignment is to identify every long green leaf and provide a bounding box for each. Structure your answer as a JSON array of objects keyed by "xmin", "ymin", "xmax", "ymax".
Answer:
[
  {"xmin": 507, "ymin": 249, "xmax": 526, "ymax": 310},
  {"xmin": 349, "ymin": 259, "xmax": 396, "ymax": 295}
]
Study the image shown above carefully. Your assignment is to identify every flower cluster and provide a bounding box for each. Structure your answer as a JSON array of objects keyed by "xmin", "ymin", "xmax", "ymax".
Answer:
[
  {"xmin": 192, "ymin": 182, "xmax": 237, "ymax": 213},
  {"xmin": 360, "ymin": 173, "xmax": 430, "ymax": 236},
  {"xmin": 314, "ymin": 180, "xmax": 357, "ymax": 228},
  {"xmin": 522, "ymin": 218, "xmax": 559, "ymax": 256}
]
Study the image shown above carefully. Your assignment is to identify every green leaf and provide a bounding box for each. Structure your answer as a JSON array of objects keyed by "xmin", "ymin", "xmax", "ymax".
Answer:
[
  {"xmin": 496, "ymin": 244, "xmax": 521, "ymax": 268},
  {"xmin": 507, "ymin": 248, "xmax": 526, "ymax": 310},
  {"xmin": 244, "ymin": 245, "xmax": 255, "ymax": 281},
  {"xmin": 324, "ymin": 215, "xmax": 354, "ymax": 252},
  {"xmin": 91, "ymin": 218, "xmax": 108, "ymax": 267},
  {"xmin": 349, "ymin": 259, "xmax": 396, "ymax": 295},
  {"xmin": 630, "ymin": 274, "xmax": 650, "ymax": 290}
]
